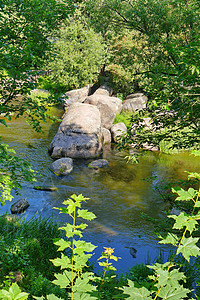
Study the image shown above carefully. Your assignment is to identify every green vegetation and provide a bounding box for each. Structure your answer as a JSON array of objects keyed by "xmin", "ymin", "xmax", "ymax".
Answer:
[
  {"xmin": 47, "ymin": 20, "xmax": 106, "ymax": 91},
  {"xmin": 114, "ymin": 111, "xmax": 134, "ymax": 128},
  {"xmin": 0, "ymin": 216, "xmax": 66, "ymax": 298},
  {"xmin": 0, "ymin": 0, "xmax": 200, "ymax": 298}
]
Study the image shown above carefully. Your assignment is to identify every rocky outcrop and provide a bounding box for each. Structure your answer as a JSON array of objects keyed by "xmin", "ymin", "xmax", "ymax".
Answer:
[
  {"xmin": 122, "ymin": 93, "xmax": 147, "ymax": 112},
  {"xmin": 88, "ymin": 159, "xmax": 109, "ymax": 169},
  {"xmin": 110, "ymin": 122, "xmax": 127, "ymax": 142},
  {"xmin": 84, "ymin": 94, "xmax": 122, "ymax": 129},
  {"xmin": 11, "ymin": 199, "xmax": 29, "ymax": 214},
  {"xmin": 49, "ymin": 103, "xmax": 103, "ymax": 159},
  {"xmin": 62, "ymin": 85, "xmax": 91, "ymax": 109},
  {"xmin": 50, "ymin": 158, "xmax": 73, "ymax": 176}
]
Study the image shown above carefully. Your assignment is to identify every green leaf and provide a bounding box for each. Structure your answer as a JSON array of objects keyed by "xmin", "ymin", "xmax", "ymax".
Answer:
[
  {"xmin": 52, "ymin": 270, "xmax": 73, "ymax": 288},
  {"xmin": 177, "ymin": 236, "xmax": 200, "ymax": 262},
  {"xmin": 0, "ymin": 283, "xmax": 29, "ymax": 300},
  {"xmin": 77, "ymin": 209, "xmax": 96, "ymax": 221},
  {"xmin": 50, "ymin": 253, "xmax": 71, "ymax": 269},
  {"xmin": 159, "ymin": 285, "xmax": 190, "ymax": 299},
  {"xmin": 47, "ymin": 295, "xmax": 64, "ymax": 300},
  {"xmin": 186, "ymin": 172, "xmax": 200, "ymax": 180},
  {"xmin": 74, "ymin": 240, "xmax": 97, "ymax": 254},
  {"xmin": 54, "ymin": 238, "xmax": 71, "ymax": 251},
  {"xmin": 194, "ymin": 201, "xmax": 200, "ymax": 208},
  {"xmin": 169, "ymin": 212, "xmax": 197, "ymax": 233},
  {"xmin": 59, "ymin": 224, "xmax": 82, "ymax": 238},
  {"xmin": 74, "ymin": 254, "xmax": 92, "ymax": 270},
  {"xmin": 159, "ymin": 233, "xmax": 179, "ymax": 246},
  {"xmin": 155, "ymin": 268, "xmax": 186, "ymax": 289},
  {"xmin": 121, "ymin": 280, "xmax": 152, "ymax": 299},
  {"xmin": 172, "ymin": 187, "xmax": 198, "ymax": 201}
]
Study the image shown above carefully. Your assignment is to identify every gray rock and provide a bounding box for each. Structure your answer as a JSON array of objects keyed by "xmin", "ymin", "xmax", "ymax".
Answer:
[
  {"xmin": 110, "ymin": 122, "xmax": 127, "ymax": 142},
  {"xmin": 88, "ymin": 159, "xmax": 109, "ymax": 169},
  {"xmin": 62, "ymin": 85, "xmax": 91, "ymax": 109},
  {"xmin": 141, "ymin": 143, "xmax": 159, "ymax": 151},
  {"xmin": 169, "ymin": 208, "xmax": 181, "ymax": 216},
  {"xmin": 49, "ymin": 103, "xmax": 103, "ymax": 159},
  {"xmin": 94, "ymin": 83, "xmax": 113, "ymax": 96},
  {"xmin": 84, "ymin": 94, "xmax": 122, "ymax": 129},
  {"xmin": 102, "ymin": 127, "xmax": 112, "ymax": 144},
  {"xmin": 50, "ymin": 158, "xmax": 73, "ymax": 176},
  {"xmin": 11, "ymin": 199, "xmax": 29, "ymax": 214},
  {"xmin": 122, "ymin": 93, "xmax": 147, "ymax": 112}
]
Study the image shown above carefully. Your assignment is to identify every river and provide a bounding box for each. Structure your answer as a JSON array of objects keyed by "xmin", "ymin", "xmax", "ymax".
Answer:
[{"xmin": 1, "ymin": 107, "xmax": 200, "ymax": 274}]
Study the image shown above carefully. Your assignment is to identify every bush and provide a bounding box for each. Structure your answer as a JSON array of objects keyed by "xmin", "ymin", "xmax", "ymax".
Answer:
[{"xmin": 47, "ymin": 20, "xmax": 106, "ymax": 91}]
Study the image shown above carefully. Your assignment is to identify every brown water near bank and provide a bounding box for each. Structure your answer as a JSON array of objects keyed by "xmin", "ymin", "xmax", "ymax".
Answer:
[{"xmin": 0, "ymin": 108, "xmax": 200, "ymax": 273}]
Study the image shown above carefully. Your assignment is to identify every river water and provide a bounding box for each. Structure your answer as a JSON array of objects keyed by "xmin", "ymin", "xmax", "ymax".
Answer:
[{"xmin": 1, "ymin": 107, "xmax": 200, "ymax": 274}]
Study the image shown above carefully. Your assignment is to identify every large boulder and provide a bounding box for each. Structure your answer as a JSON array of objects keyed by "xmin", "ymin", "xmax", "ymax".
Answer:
[
  {"xmin": 110, "ymin": 122, "xmax": 127, "ymax": 142},
  {"xmin": 49, "ymin": 103, "xmax": 103, "ymax": 159},
  {"xmin": 84, "ymin": 94, "xmax": 122, "ymax": 129},
  {"xmin": 50, "ymin": 158, "xmax": 73, "ymax": 176},
  {"xmin": 122, "ymin": 93, "xmax": 147, "ymax": 112},
  {"xmin": 94, "ymin": 83, "xmax": 113, "ymax": 96},
  {"xmin": 62, "ymin": 85, "xmax": 91, "ymax": 109}
]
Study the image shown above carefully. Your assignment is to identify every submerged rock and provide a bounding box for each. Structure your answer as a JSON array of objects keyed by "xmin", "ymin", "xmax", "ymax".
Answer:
[
  {"xmin": 129, "ymin": 247, "xmax": 137, "ymax": 258},
  {"xmin": 33, "ymin": 186, "xmax": 58, "ymax": 191},
  {"xmin": 88, "ymin": 159, "xmax": 109, "ymax": 169},
  {"xmin": 11, "ymin": 199, "xmax": 30, "ymax": 214},
  {"xmin": 50, "ymin": 157, "xmax": 73, "ymax": 176}
]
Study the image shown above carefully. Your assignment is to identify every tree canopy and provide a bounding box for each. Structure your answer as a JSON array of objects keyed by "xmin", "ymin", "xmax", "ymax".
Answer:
[
  {"xmin": 82, "ymin": 0, "xmax": 200, "ymax": 149},
  {"xmin": 0, "ymin": 0, "xmax": 74, "ymax": 204}
]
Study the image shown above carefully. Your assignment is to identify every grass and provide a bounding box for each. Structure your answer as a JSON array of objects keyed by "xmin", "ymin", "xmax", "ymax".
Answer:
[
  {"xmin": 113, "ymin": 111, "xmax": 134, "ymax": 127},
  {"xmin": 0, "ymin": 215, "xmax": 66, "ymax": 298}
]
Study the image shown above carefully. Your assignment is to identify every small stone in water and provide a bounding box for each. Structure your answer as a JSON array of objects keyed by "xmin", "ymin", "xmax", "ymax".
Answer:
[
  {"xmin": 11, "ymin": 199, "xmax": 30, "ymax": 214},
  {"xmin": 88, "ymin": 159, "xmax": 109, "ymax": 169},
  {"xmin": 33, "ymin": 186, "xmax": 58, "ymax": 191}
]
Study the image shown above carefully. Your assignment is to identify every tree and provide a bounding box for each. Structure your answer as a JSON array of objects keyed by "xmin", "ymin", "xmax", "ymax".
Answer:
[
  {"xmin": 0, "ymin": 0, "xmax": 74, "ymax": 204},
  {"xmin": 0, "ymin": 0, "xmax": 74, "ymax": 127},
  {"xmin": 84, "ymin": 0, "xmax": 200, "ymax": 150},
  {"xmin": 47, "ymin": 20, "xmax": 106, "ymax": 90}
]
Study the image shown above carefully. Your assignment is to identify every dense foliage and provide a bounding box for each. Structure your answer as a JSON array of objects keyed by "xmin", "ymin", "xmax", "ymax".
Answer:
[
  {"xmin": 82, "ymin": 0, "xmax": 200, "ymax": 150},
  {"xmin": 0, "ymin": 0, "xmax": 74, "ymax": 203},
  {"xmin": 47, "ymin": 20, "xmax": 106, "ymax": 90}
]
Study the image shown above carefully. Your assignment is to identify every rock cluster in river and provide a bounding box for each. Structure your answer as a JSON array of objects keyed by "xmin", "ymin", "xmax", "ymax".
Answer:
[{"xmin": 49, "ymin": 84, "xmax": 149, "ymax": 163}]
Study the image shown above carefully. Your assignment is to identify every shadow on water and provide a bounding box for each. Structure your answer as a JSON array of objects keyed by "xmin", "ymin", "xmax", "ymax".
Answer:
[{"xmin": 0, "ymin": 108, "xmax": 200, "ymax": 273}]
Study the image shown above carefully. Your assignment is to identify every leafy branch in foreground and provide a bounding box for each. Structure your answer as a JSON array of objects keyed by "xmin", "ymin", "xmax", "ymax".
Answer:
[
  {"xmin": 0, "ymin": 143, "xmax": 36, "ymax": 205},
  {"xmin": 50, "ymin": 194, "xmax": 98, "ymax": 299}
]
